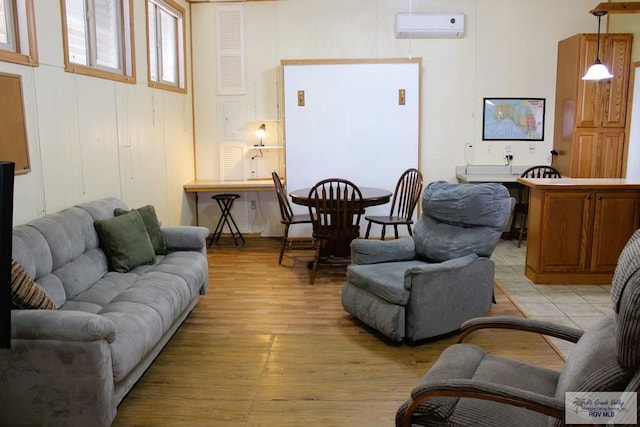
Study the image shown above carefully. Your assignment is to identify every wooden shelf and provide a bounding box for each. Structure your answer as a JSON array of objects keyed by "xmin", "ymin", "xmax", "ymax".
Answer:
[{"xmin": 591, "ymin": 2, "xmax": 640, "ymax": 14}]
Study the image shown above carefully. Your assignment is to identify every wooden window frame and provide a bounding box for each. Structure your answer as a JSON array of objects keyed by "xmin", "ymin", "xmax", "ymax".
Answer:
[
  {"xmin": 0, "ymin": 0, "xmax": 38, "ymax": 67},
  {"xmin": 146, "ymin": 0, "xmax": 186, "ymax": 94},
  {"xmin": 60, "ymin": 0, "xmax": 136, "ymax": 84}
]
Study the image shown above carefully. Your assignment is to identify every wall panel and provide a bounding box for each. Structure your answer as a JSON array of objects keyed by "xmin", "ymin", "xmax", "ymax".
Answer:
[{"xmin": 283, "ymin": 59, "xmax": 420, "ymax": 236}]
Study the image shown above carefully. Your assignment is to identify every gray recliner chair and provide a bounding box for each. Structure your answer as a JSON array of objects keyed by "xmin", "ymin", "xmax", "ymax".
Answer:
[
  {"xmin": 341, "ymin": 181, "xmax": 513, "ymax": 343},
  {"xmin": 396, "ymin": 228, "xmax": 640, "ymax": 426}
]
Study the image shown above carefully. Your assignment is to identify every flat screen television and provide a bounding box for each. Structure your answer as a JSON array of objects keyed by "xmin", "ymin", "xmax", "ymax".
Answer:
[{"xmin": 0, "ymin": 162, "xmax": 14, "ymax": 349}]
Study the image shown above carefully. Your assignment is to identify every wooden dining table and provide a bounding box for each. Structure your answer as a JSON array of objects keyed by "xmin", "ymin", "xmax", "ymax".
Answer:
[
  {"xmin": 289, "ymin": 186, "xmax": 392, "ymax": 258},
  {"xmin": 289, "ymin": 186, "xmax": 392, "ymax": 209}
]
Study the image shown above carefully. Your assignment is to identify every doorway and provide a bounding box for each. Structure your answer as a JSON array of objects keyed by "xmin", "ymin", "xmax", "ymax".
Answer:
[{"xmin": 627, "ymin": 62, "xmax": 640, "ymax": 179}]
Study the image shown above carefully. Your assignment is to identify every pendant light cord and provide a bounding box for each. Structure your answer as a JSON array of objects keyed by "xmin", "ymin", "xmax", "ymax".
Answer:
[
  {"xmin": 596, "ymin": 13, "xmax": 602, "ymax": 63},
  {"xmin": 593, "ymin": 10, "xmax": 607, "ymax": 64}
]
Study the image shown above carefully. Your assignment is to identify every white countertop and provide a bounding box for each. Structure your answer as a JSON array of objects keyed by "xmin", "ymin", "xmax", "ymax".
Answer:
[{"xmin": 455, "ymin": 165, "xmax": 534, "ymax": 183}]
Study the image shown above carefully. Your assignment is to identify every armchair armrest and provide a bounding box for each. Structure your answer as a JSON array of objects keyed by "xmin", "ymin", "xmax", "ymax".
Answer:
[
  {"xmin": 162, "ymin": 226, "xmax": 210, "ymax": 251},
  {"xmin": 401, "ymin": 255, "xmax": 494, "ymax": 341},
  {"xmin": 403, "ymin": 379, "xmax": 565, "ymax": 427},
  {"xmin": 403, "ymin": 254, "xmax": 478, "ymax": 286},
  {"xmin": 459, "ymin": 316, "xmax": 584, "ymax": 344},
  {"xmin": 350, "ymin": 236, "xmax": 416, "ymax": 265},
  {"xmin": 12, "ymin": 310, "xmax": 117, "ymax": 343}
]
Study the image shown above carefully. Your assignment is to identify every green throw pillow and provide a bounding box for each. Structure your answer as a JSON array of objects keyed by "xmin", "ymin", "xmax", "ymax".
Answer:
[
  {"xmin": 114, "ymin": 205, "xmax": 168, "ymax": 255},
  {"xmin": 95, "ymin": 210, "xmax": 156, "ymax": 273}
]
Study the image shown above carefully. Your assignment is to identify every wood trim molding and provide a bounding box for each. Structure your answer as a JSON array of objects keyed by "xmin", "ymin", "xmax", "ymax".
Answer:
[{"xmin": 591, "ymin": 2, "xmax": 640, "ymax": 14}]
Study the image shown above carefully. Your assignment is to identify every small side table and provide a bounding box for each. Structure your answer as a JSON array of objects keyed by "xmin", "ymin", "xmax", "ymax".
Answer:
[{"xmin": 209, "ymin": 194, "xmax": 245, "ymax": 248}]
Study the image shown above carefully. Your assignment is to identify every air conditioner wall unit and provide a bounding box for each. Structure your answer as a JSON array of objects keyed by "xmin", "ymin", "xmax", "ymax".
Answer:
[{"xmin": 395, "ymin": 13, "xmax": 465, "ymax": 39}]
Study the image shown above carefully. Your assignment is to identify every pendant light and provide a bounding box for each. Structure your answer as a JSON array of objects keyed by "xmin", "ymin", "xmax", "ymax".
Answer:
[{"xmin": 582, "ymin": 10, "xmax": 613, "ymax": 81}]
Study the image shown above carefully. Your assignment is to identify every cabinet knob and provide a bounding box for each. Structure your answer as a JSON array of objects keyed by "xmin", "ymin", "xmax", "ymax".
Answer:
[{"xmin": 586, "ymin": 195, "xmax": 591, "ymax": 200}]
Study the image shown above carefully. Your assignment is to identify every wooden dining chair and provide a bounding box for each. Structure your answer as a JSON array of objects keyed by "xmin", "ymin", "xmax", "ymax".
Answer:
[
  {"xmin": 272, "ymin": 171, "xmax": 313, "ymax": 264},
  {"xmin": 307, "ymin": 178, "xmax": 363, "ymax": 284},
  {"xmin": 364, "ymin": 168, "xmax": 423, "ymax": 240},
  {"xmin": 511, "ymin": 165, "xmax": 562, "ymax": 247}
]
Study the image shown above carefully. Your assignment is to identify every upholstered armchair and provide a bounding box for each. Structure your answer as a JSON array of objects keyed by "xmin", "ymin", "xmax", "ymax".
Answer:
[
  {"xmin": 396, "ymin": 229, "xmax": 640, "ymax": 426},
  {"xmin": 341, "ymin": 181, "xmax": 513, "ymax": 343}
]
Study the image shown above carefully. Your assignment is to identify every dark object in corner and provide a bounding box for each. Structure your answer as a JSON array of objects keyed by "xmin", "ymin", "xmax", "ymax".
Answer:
[{"xmin": 0, "ymin": 162, "xmax": 14, "ymax": 349}]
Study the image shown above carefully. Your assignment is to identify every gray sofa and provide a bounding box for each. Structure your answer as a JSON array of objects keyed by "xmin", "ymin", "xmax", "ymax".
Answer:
[
  {"xmin": 342, "ymin": 181, "xmax": 513, "ymax": 343},
  {"xmin": 0, "ymin": 198, "xmax": 210, "ymax": 426}
]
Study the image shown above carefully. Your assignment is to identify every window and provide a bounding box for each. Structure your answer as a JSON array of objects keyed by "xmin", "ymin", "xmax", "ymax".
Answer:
[
  {"xmin": 147, "ymin": 0, "xmax": 186, "ymax": 93},
  {"xmin": 61, "ymin": 0, "xmax": 135, "ymax": 83},
  {"xmin": 0, "ymin": 0, "xmax": 38, "ymax": 66}
]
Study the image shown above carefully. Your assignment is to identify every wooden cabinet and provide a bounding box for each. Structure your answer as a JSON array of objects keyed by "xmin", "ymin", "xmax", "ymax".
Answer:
[
  {"xmin": 521, "ymin": 178, "xmax": 640, "ymax": 284},
  {"xmin": 553, "ymin": 33, "xmax": 632, "ymax": 178}
]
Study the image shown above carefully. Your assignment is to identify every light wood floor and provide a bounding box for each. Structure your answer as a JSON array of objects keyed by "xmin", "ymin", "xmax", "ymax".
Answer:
[{"xmin": 112, "ymin": 238, "xmax": 565, "ymax": 427}]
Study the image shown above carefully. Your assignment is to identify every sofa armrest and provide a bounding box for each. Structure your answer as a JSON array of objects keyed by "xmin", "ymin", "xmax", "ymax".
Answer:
[
  {"xmin": 2, "ymin": 310, "xmax": 118, "ymax": 426},
  {"xmin": 350, "ymin": 237, "xmax": 416, "ymax": 265},
  {"xmin": 162, "ymin": 226, "xmax": 210, "ymax": 251},
  {"xmin": 12, "ymin": 310, "xmax": 117, "ymax": 343}
]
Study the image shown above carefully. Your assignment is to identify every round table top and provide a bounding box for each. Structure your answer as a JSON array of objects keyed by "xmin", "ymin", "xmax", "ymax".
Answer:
[{"xmin": 289, "ymin": 186, "xmax": 392, "ymax": 208}]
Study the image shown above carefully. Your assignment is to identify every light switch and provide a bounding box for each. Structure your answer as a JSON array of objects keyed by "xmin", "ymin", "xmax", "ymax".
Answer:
[
  {"xmin": 298, "ymin": 90, "xmax": 305, "ymax": 106},
  {"xmin": 399, "ymin": 89, "xmax": 406, "ymax": 105}
]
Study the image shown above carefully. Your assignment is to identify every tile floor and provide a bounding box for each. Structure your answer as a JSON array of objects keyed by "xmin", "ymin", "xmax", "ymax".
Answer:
[{"xmin": 491, "ymin": 239, "xmax": 612, "ymax": 359}]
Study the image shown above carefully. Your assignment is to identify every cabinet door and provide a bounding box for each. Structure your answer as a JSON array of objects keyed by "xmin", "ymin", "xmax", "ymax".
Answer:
[
  {"xmin": 576, "ymin": 34, "xmax": 631, "ymax": 128},
  {"xmin": 539, "ymin": 191, "xmax": 593, "ymax": 273},
  {"xmin": 573, "ymin": 130, "xmax": 598, "ymax": 178},
  {"xmin": 591, "ymin": 191, "xmax": 640, "ymax": 272},
  {"xmin": 601, "ymin": 34, "xmax": 632, "ymax": 128},
  {"xmin": 596, "ymin": 130, "xmax": 625, "ymax": 178},
  {"xmin": 576, "ymin": 35, "xmax": 600, "ymax": 127},
  {"xmin": 573, "ymin": 129, "xmax": 625, "ymax": 178}
]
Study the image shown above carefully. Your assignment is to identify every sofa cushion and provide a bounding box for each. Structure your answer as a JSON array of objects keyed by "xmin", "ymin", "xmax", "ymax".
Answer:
[
  {"xmin": 114, "ymin": 205, "xmax": 168, "ymax": 255},
  {"xmin": 94, "ymin": 210, "xmax": 156, "ymax": 273},
  {"xmin": 11, "ymin": 260, "xmax": 57, "ymax": 310},
  {"xmin": 13, "ymin": 205, "xmax": 111, "ymax": 305}
]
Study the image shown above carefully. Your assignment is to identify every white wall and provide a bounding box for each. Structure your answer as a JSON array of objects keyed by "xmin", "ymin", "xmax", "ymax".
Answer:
[
  {"xmin": 191, "ymin": 0, "xmax": 601, "ymax": 234},
  {"xmin": 3, "ymin": 0, "xmax": 195, "ymax": 227},
  {"xmin": 8, "ymin": 1, "xmax": 636, "ymax": 233},
  {"xmin": 609, "ymin": 4, "xmax": 640, "ymax": 182}
]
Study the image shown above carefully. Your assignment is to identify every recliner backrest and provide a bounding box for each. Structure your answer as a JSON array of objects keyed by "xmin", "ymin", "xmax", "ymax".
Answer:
[
  {"xmin": 610, "ymin": 229, "xmax": 640, "ymax": 368},
  {"xmin": 553, "ymin": 229, "xmax": 640, "ymax": 412},
  {"xmin": 412, "ymin": 181, "xmax": 512, "ymax": 262}
]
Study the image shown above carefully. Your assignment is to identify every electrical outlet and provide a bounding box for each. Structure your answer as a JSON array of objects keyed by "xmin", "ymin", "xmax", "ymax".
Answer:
[
  {"xmin": 504, "ymin": 144, "xmax": 513, "ymax": 160},
  {"xmin": 250, "ymin": 201, "xmax": 256, "ymax": 210},
  {"xmin": 504, "ymin": 145, "xmax": 513, "ymax": 158}
]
